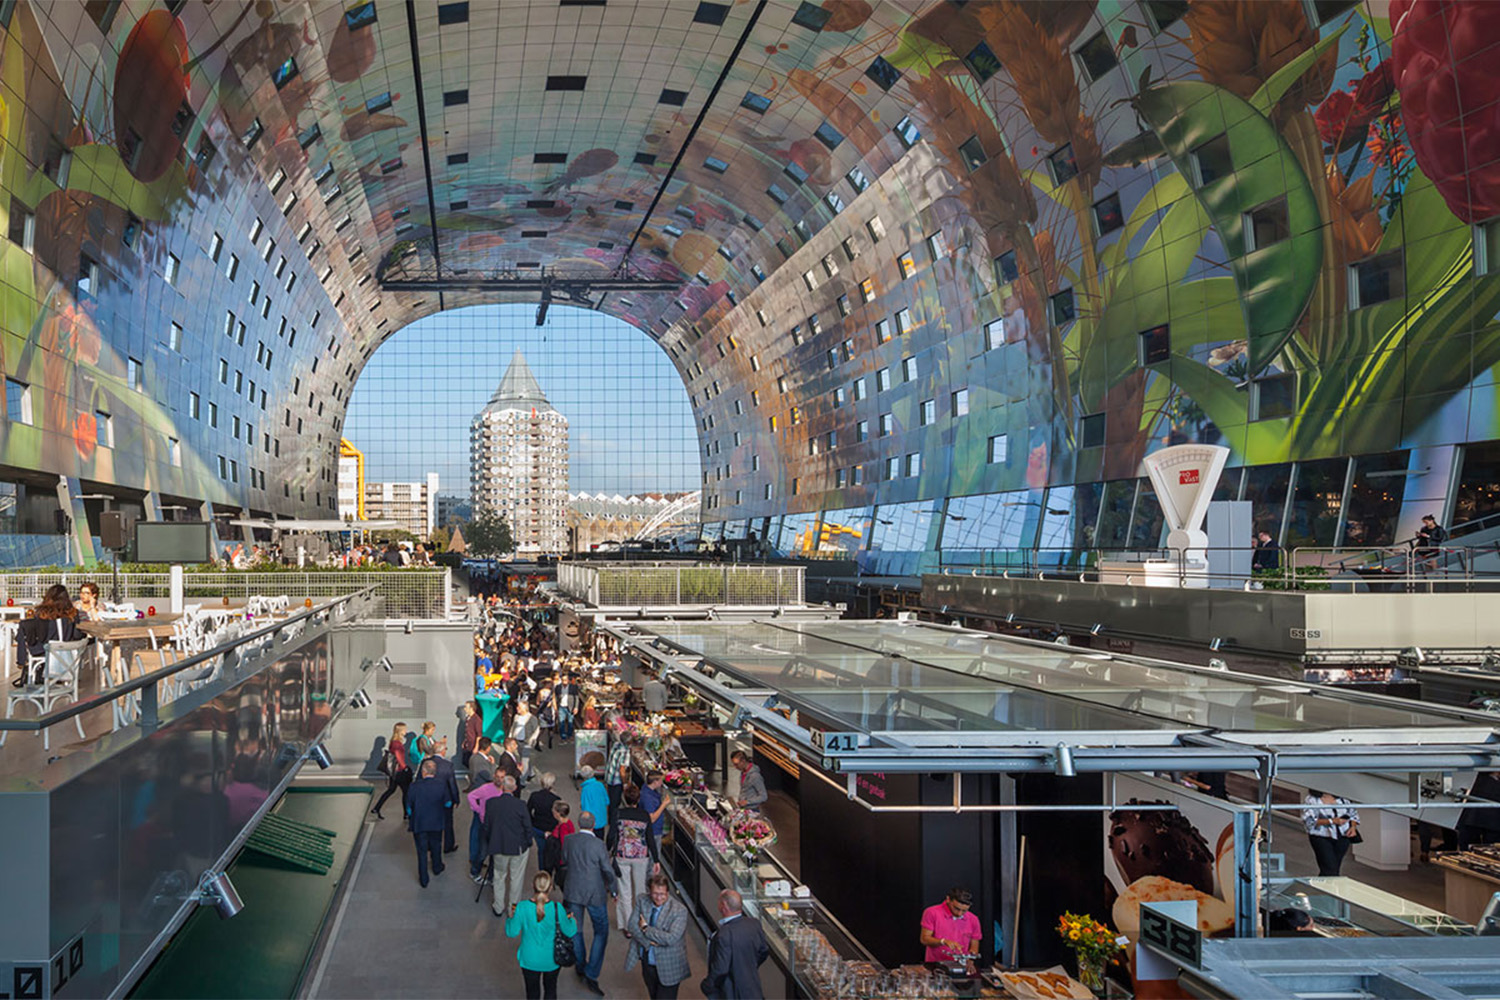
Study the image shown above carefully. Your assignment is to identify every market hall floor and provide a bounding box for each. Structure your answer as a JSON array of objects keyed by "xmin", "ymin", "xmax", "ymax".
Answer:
[{"xmin": 306, "ymin": 738, "xmax": 717, "ymax": 999}]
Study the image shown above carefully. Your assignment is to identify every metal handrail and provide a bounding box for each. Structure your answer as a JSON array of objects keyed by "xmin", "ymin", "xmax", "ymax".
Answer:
[{"xmin": 0, "ymin": 586, "xmax": 377, "ymax": 733}]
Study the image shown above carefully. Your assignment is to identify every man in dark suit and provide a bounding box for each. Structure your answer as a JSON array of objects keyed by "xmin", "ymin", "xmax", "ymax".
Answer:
[
  {"xmin": 405, "ymin": 759, "xmax": 451, "ymax": 888},
  {"xmin": 701, "ymin": 889, "xmax": 768, "ymax": 999},
  {"xmin": 481, "ymin": 774, "xmax": 534, "ymax": 918},
  {"xmin": 563, "ymin": 811, "xmax": 618, "ymax": 997},
  {"xmin": 431, "ymin": 738, "xmax": 461, "ymax": 853}
]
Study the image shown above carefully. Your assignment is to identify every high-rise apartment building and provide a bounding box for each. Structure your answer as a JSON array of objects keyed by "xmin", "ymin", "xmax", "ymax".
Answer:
[
  {"xmin": 470, "ymin": 351, "xmax": 569, "ymax": 554},
  {"xmin": 363, "ymin": 473, "xmax": 439, "ymax": 539}
]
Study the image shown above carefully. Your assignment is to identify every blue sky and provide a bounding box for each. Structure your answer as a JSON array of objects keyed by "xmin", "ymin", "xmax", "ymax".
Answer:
[{"xmin": 343, "ymin": 304, "xmax": 700, "ymax": 496}]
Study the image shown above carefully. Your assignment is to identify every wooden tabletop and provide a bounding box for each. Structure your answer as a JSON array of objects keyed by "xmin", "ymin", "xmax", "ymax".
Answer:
[{"xmin": 77, "ymin": 615, "xmax": 184, "ymax": 640}]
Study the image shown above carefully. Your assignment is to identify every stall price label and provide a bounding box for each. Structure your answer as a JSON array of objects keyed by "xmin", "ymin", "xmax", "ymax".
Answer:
[
  {"xmin": 1139, "ymin": 903, "xmax": 1202, "ymax": 970},
  {"xmin": 815, "ymin": 731, "xmax": 867, "ymax": 753}
]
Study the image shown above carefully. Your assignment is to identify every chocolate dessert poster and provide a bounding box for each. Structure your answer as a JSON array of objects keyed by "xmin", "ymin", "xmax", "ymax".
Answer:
[{"xmin": 1103, "ymin": 775, "xmax": 1257, "ymax": 960}]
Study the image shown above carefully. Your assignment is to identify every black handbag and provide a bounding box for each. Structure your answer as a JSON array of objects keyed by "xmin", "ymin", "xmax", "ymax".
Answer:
[{"xmin": 552, "ymin": 903, "xmax": 576, "ymax": 968}]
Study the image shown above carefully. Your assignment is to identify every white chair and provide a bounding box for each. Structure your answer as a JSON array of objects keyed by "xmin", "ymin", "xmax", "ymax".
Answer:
[{"xmin": 3, "ymin": 638, "xmax": 90, "ymax": 750}]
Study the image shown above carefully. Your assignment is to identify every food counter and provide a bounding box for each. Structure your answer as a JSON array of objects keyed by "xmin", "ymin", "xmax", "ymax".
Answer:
[
  {"xmin": 1264, "ymin": 876, "xmax": 1474, "ymax": 937},
  {"xmin": 1434, "ymin": 845, "xmax": 1500, "ymax": 924}
]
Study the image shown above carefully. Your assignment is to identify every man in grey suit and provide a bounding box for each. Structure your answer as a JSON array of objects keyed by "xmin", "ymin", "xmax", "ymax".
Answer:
[
  {"xmin": 563, "ymin": 811, "xmax": 617, "ymax": 997},
  {"xmin": 701, "ymin": 889, "xmax": 769, "ymax": 1000},
  {"xmin": 623, "ymin": 873, "xmax": 691, "ymax": 999}
]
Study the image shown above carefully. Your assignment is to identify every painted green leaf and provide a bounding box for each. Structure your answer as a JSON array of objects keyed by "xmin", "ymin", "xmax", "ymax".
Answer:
[
  {"xmin": 1136, "ymin": 81, "xmax": 1322, "ymax": 375},
  {"xmin": 67, "ymin": 144, "xmax": 190, "ymax": 222},
  {"xmin": 1164, "ymin": 353, "xmax": 1289, "ymax": 460},
  {"xmin": 1099, "ymin": 171, "xmax": 1189, "ymax": 286},
  {"xmin": 1248, "ymin": 24, "xmax": 1347, "ymax": 118}
]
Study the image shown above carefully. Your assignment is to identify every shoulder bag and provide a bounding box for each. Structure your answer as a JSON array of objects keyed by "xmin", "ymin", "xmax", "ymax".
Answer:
[{"xmin": 552, "ymin": 902, "xmax": 576, "ymax": 968}]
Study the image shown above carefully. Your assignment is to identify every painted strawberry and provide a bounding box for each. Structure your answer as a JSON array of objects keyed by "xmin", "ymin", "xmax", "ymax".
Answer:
[{"xmin": 1390, "ymin": 0, "xmax": 1500, "ymax": 223}]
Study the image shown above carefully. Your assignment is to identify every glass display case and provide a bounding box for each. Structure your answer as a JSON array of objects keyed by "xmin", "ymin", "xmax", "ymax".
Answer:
[{"xmin": 1265, "ymin": 876, "xmax": 1475, "ymax": 937}]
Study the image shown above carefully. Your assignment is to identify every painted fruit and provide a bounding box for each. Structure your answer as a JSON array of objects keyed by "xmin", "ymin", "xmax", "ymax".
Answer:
[{"xmin": 113, "ymin": 10, "xmax": 190, "ymax": 182}]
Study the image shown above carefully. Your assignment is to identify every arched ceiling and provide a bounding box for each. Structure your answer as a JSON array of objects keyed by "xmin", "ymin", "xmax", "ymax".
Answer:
[{"xmin": 217, "ymin": 0, "xmax": 1015, "ymax": 356}]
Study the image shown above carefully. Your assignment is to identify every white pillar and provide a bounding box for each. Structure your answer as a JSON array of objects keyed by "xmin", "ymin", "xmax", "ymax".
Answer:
[{"xmin": 1351, "ymin": 808, "xmax": 1411, "ymax": 871}]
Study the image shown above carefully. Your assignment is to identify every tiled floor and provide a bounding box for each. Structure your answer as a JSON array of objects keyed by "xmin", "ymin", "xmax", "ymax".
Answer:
[{"xmin": 305, "ymin": 739, "xmax": 714, "ymax": 999}]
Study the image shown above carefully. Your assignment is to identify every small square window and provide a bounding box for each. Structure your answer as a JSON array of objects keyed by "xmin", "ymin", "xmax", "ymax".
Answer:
[
  {"xmin": 5, "ymin": 377, "xmax": 31, "ymax": 424},
  {"xmin": 1076, "ymin": 30, "xmax": 1118, "ymax": 82},
  {"xmin": 919, "ymin": 399, "xmax": 936, "ymax": 426},
  {"xmin": 767, "ymin": 183, "xmax": 789, "ymax": 204},
  {"xmin": 853, "ymin": 378, "xmax": 867, "ymax": 401},
  {"xmin": 95, "ymin": 410, "xmax": 113, "ymax": 448},
  {"xmin": 866, "ymin": 56, "xmax": 901, "ymax": 92},
  {"xmin": 879, "ymin": 413, "xmax": 893, "ymax": 437},
  {"xmin": 903, "ymin": 357, "xmax": 919, "ymax": 382},
  {"xmin": 1050, "ymin": 287, "xmax": 1076, "ymax": 325},
  {"xmin": 860, "ymin": 278, "xmax": 877, "ymax": 303},
  {"xmin": 825, "ymin": 191, "xmax": 845, "ymax": 215},
  {"xmin": 984, "ymin": 319, "xmax": 1005, "ymax": 351},
  {"xmin": 893, "ymin": 116, "xmax": 920, "ymax": 149},
  {"xmin": 1048, "ymin": 144, "xmax": 1079, "ymax": 185},
  {"xmin": 895, "ymin": 308, "xmax": 914, "ymax": 335},
  {"xmin": 791, "ymin": 1, "xmax": 831, "ymax": 30},
  {"xmin": 1145, "ymin": 0, "xmax": 1188, "ymax": 32},
  {"xmin": 704, "ymin": 156, "xmax": 729, "ymax": 174},
  {"xmin": 875, "ymin": 319, "xmax": 891, "ymax": 343},
  {"xmin": 1192, "ymin": 133, "xmax": 1233, "ymax": 186},
  {"xmin": 905, "ymin": 453, "xmax": 921, "ymax": 478},
  {"xmin": 988, "ymin": 434, "xmax": 1009, "ymax": 464},
  {"xmin": 272, "ymin": 56, "xmax": 300, "ymax": 90},
  {"xmin": 821, "ymin": 253, "xmax": 840, "ymax": 277},
  {"xmin": 1350, "ymin": 250, "xmax": 1404, "ymax": 308},
  {"xmin": 844, "ymin": 238, "xmax": 862, "ymax": 263},
  {"xmin": 958, "ymin": 135, "xmax": 987, "ymax": 172},
  {"xmin": 994, "ymin": 249, "xmax": 1019, "ymax": 284},
  {"xmin": 835, "ymin": 468, "xmax": 847, "ymax": 489},
  {"xmin": 8, "ymin": 200, "xmax": 35, "ymax": 254},
  {"xmin": 866, "ymin": 215, "xmax": 886, "ymax": 242},
  {"xmin": 964, "ymin": 39, "xmax": 1002, "ymax": 81},
  {"xmin": 741, "ymin": 91, "xmax": 772, "ymax": 114},
  {"xmin": 876, "ymin": 368, "xmax": 891, "ymax": 392},
  {"xmin": 1253, "ymin": 373, "xmax": 1295, "ymax": 420},
  {"xmin": 852, "ymin": 466, "xmax": 865, "ymax": 486},
  {"xmin": 1080, "ymin": 412, "xmax": 1106, "ymax": 448},
  {"xmin": 837, "ymin": 294, "xmax": 851, "ymax": 317},
  {"xmin": 1093, "ymin": 192, "xmax": 1124, "ymax": 236},
  {"xmin": 899, "ymin": 252, "xmax": 916, "ymax": 279},
  {"xmin": 1139, "ymin": 324, "xmax": 1171, "ymax": 365},
  {"xmin": 885, "ymin": 457, "xmax": 901, "ymax": 480},
  {"xmin": 846, "ymin": 167, "xmax": 870, "ymax": 194},
  {"xmin": 802, "ymin": 269, "xmax": 818, "ymax": 291},
  {"xmin": 1244, "ymin": 196, "xmax": 1290, "ymax": 251},
  {"xmin": 951, "ymin": 388, "xmax": 969, "ymax": 416},
  {"xmin": 164, "ymin": 253, "xmax": 180, "ymax": 285},
  {"xmin": 856, "ymin": 420, "xmax": 869, "ymax": 442},
  {"xmin": 1477, "ymin": 218, "xmax": 1500, "ymax": 276}
]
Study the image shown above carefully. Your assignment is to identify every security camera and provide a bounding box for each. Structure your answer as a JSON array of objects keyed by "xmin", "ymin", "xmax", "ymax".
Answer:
[{"xmin": 308, "ymin": 744, "xmax": 333, "ymax": 770}]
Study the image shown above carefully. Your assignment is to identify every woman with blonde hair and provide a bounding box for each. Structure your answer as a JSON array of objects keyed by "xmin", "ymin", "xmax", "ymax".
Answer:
[
  {"xmin": 371, "ymin": 722, "xmax": 412, "ymax": 820},
  {"xmin": 505, "ymin": 869, "xmax": 577, "ymax": 1000}
]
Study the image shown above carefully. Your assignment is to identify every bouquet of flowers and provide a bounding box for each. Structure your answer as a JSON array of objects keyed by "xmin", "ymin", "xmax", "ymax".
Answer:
[
  {"xmin": 1056, "ymin": 912, "xmax": 1123, "ymax": 992},
  {"xmin": 612, "ymin": 717, "xmax": 651, "ymax": 744},
  {"xmin": 662, "ymin": 768, "xmax": 699, "ymax": 792},
  {"xmin": 729, "ymin": 811, "xmax": 777, "ymax": 858}
]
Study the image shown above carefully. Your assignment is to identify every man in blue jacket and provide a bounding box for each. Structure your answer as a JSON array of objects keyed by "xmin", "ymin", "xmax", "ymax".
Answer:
[
  {"xmin": 431, "ymin": 737, "xmax": 461, "ymax": 853},
  {"xmin": 406, "ymin": 759, "xmax": 452, "ymax": 887}
]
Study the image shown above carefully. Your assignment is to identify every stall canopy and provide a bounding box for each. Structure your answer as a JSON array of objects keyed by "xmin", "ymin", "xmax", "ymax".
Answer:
[{"xmin": 605, "ymin": 620, "xmax": 1500, "ymax": 777}]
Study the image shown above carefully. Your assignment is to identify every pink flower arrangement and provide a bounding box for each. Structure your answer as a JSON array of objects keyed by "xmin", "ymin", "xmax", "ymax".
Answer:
[{"xmin": 729, "ymin": 812, "xmax": 777, "ymax": 853}]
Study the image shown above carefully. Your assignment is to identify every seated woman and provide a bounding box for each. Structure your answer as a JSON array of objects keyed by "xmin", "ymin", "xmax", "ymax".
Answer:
[
  {"xmin": 14, "ymin": 584, "xmax": 83, "ymax": 686},
  {"xmin": 75, "ymin": 581, "xmax": 101, "ymax": 621}
]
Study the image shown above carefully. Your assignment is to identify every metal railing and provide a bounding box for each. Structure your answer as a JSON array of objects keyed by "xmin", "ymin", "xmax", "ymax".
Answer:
[
  {"xmin": 0, "ymin": 569, "xmax": 450, "ymax": 619},
  {"xmin": 0, "ymin": 587, "xmax": 379, "ymax": 741},
  {"xmin": 557, "ymin": 561, "xmax": 805, "ymax": 606},
  {"xmin": 936, "ymin": 545, "xmax": 1500, "ymax": 592}
]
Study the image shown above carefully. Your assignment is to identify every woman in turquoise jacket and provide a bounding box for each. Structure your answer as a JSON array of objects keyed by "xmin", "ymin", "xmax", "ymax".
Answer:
[{"xmin": 505, "ymin": 870, "xmax": 578, "ymax": 1000}]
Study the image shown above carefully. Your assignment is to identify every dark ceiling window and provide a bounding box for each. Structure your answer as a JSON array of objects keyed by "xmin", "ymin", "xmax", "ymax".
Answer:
[
  {"xmin": 865, "ymin": 56, "xmax": 901, "ymax": 92},
  {"xmin": 272, "ymin": 57, "xmax": 299, "ymax": 90},
  {"xmin": 437, "ymin": 2, "xmax": 469, "ymax": 25},
  {"xmin": 1075, "ymin": 30, "xmax": 1118, "ymax": 82},
  {"xmin": 964, "ymin": 40, "xmax": 1001, "ymax": 82},
  {"xmin": 791, "ymin": 1, "xmax": 830, "ymax": 30},
  {"xmin": 344, "ymin": 2, "xmax": 377, "ymax": 29},
  {"xmin": 545, "ymin": 75, "xmax": 587, "ymax": 91},
  {"xmin": 693, "ymin": 2, "xmax": 729, "ymax": 25}
]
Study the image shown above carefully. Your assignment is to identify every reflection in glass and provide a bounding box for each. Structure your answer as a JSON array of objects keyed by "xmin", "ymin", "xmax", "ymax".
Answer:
[
  {"xmin": 1095, "ymin": 480, "xmax": 1137, "ymax": 550},
  {"xmin": 778, "ymin": 511, "xmax": 820, "ymax": 554},
  {"xmin": 865, "ymin": 501, "xmax": 940, "ymax": 576},
  {"xmin": 940, "ymin": 492, "xmax": 1043, "ymax": 570},
  {"xmin": 1130, "ymin": 481, "xmax": 1165, "ymax": 549},
  {"xmin": 1285, "ymin": 458, "xmax": 1349, "ymax": 549},
  {"xmin": 701, "ymin": 521, "xmax": 725, "ymax": 541},
  {"xmin": 1453, "ymin": 441, "xmax": 1500, "ymax": 535},
  {"xmin": 817, "ymin": 506, "xmax": 872, "ymax": 555},
  {"xmin": 1242, "ymin": 463, "xmax": 1292, "ymax": 539},
  {"xmin": 1036, "ymin": 483, "xmax": 1103, "ymax": 566}
]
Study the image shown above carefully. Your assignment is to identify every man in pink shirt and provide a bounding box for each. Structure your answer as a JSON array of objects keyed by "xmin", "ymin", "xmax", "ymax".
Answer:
[{"xmin": 919, "ymin": 887, "xmax": 981, "ymax": 972}]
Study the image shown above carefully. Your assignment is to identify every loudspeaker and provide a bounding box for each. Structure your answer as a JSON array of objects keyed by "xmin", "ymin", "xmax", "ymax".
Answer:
[{"xmin": 100, "ymin": 510, "xmax": 127, "ymax": 550}]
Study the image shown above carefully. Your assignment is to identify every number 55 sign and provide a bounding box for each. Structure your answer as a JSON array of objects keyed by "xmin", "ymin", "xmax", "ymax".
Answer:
[{"xmin": 1138, "ymin": 900, "xmax": 1203, "ymax": 973}]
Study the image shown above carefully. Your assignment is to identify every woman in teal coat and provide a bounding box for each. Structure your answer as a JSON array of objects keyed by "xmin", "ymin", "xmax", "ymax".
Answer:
[{"xmin": 505, "ymin": 870, "xmax": 578, "ymax": 1000}]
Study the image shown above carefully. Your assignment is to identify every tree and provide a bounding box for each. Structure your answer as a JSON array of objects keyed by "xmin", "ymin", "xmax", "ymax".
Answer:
[
  {"xmin": 430, "ymin": 525, "xmax": 451, "ymax": 550},
  {"xmin": 465, "ymin": 509, "xmax": 514, "ymax": 557},
  {"xmin": 370, "ymin": 528, "xmax": 418, "ymax": 545}
]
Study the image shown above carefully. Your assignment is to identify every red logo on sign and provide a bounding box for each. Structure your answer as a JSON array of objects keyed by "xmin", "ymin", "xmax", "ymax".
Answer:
[{"xmin": 1179, "ymin": 469, "xmax": 1201, "ymax": 485}]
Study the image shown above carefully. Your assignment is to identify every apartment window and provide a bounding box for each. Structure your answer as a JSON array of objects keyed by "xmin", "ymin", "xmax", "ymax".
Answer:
[
  {"xmin": 853, "ymin": 377, "xmax": 867, "ymax": 401},
  {"xmin": 77, "ymin": 255, "xmax": 99, "ymax": 298},
  {"xmin": 840, "ymin": 339, "xmax": 855, "ymax": 362},
  {"xmin": 872, "ymin": 319, "xmax": 890, "ymax": 344},
  {"xmin": 876, "ymin": 368, "xmax": 891, "ymax": 392},
  {"xmin": 833, "ymin": 387, "xmax": 846, "ymax": 409},
  {"xmin": 842, "ymin": 237, "xmax": 861, "ymax": 261},
  {"xmin": 902, "ymin": 357, "xmax": 918, "ymax": 382},
  {"xmin": 984, "ymin": 319, "xmax": 1005, "ymax": 351},
  {"xmin": 168, "ymin": 436, "xmax": 181, "ymax": 467},
  {"xmin": 821, "ymin": 253, "xmax": 840, "ymax": 277},
  {"xmin": 926, "ymin": 231, "xmax": 947, "ymax": 260},
  {"xmin": 756, "ymin": 309, "xmax": 770, "ymax": 327},
  {"xmin": 1076, "ymin": 30, "xmax": 1118, "ymax": 82},
  {"xmin": 1479, "ymin": 218, "xmax": 1500, "ymax": 276},
  {"xmin": 958, "ymin": 135, "xmax": 987, "ymax": 173},
  {"xmin": 808, "ymin": 314, "xmax": 823, "ymax": 337},
  {"xmin": 218, "ymin": 358, "xmax": 228, "ymax": 383},
  {"xmin": 1080, "ymin": 412, "xmax": 1106, "ymax": 448},
  {"xmin": 218, "ymin": 455, "xmax": 227, "ymax": 479},
  {"xmin": 1253, "ymin": 373, "xmax": 1296, "ymax": 421},
  {"xmin": 860, "ymin": 278, "xmax": 876, "ymax": 303},
  {"xmin": 994, "ymin": 249, "xmax": 1019, "ymax": 284},
  {"xmin": 879, "ymin": 412, "xmax": 893, "ymax": 436},
  {"xmin": 856, "ymin": 419, "xmax": 869, "ymax": 442},
  {"xmin": 988, "ymin": 434, "xmax": 1009, "ymax": 464},
  {"xmin": 762, "ymin": 483, "xmax": 773, "ymax": 501},
  {"xmin": 802, "ymin": 269, "xmax": 818, "ymax": 291},
  {"xmin": 835, "ymin": 468, "xmax": 847, "ymax": 489},
  {"xmin": 893, "ymin": 116, "xmax": 920, "ymax": 149},
  {"xmin": 5, "ymin": 378, "xmax": 31, "ymax": 424},
  {"xmin": 837, "ymin": 294, "xmax": 851, "ymax": 317},
  {"xmin": 852, "ymin": 466, "xmax": 865, "ymax": 486},
  {"xmin": 1146, "ymin": 0, "xmax": 1188, "ymax": 32},
  {"xmin": 951, "ymin": 388, "xmax": 969, "ymax": 416},
  {"xmin": 1139, "ymin": 324, "xmax": 1171, "ymax": 365},
  {"xmin": 127, "ymin": 356, "xmax": 144, "ymax": 390},
  {"xmin": 751, "ymin": 389, "xmax": 760, "ymax": 407},
  {"xmin": 1244, "ymin": 196, "xmax": 1290, "ymax": 251},
  {"xmin": 1051, "ymin": 287, "xmax": 1076, "ymax": 325},
  {"xmin": 919, "ymin": 399, "xmax": 936, "ymax": 426},
  {"xmin": 232, "ymin": 415, "xmax": 241, "ymax": 438},
  {"xmin": 1191, "ymin": 133, "xmax": 1232, "ymax": 186},
  {"xmin": 189, "ymin": 392, "xmax": 199, "ymax": 419},
  {"xmin": 169, "ymin": 323, "xmax": 183, "ymax": 352},
  {"xmin": 1093, "ymin": 192, "xmax": 1124, "ymax": 236},
  {"xmin": 866, "ymin": 216, "xmax": 886, "ymax": 243},
  {"xmin": 894, "ymin": 308, "xmax": 914, "ymax": 335},
  {"xmin": 249, "ymin": 280, "xmax": 260, "ymax": 305},
  {"xmin": 898, "ymin": 252, "xmax": 916, "ymax": 279},
  {"xmin": 249, "ymin": 217, "xmax": 264, "ymax": 243},
  {"xmin": 7, "ymin": 199, "xmax": 35, "ymax": 253},
  {"xmin": 95, "ymin": 410, "xmax": 113, "ymax": 448},
  {"xmin": 768, "ymin": 416, "xmax": 778, "ymax": 432},
  {"xmin": 750, "ymin": 355, "xmax": 762, "ymax": 373},
  {"xmin": 1048, "ymin": 144, "xmax": 1079, "ymax": 185},
  {"xmin": 225, "ymin": 254, "xmax": 239, "ymax": 280},
  {"xmin": 752, "ymin": 455, "xmax": 760, "ymax": 473},
  {"xmin": 790, "ymin": 326, "xmax": 804, "ymax": 346},
  {"xmin": 885, "ymin": 457, "xmax": 901, "ymax": 480},
  {"xmin": 826, "ymin": 348, "xmax": 838, "ymax": 371},
  {"xmin": 905, "ymin": 453, "xmax": 921, "ymax": 478},
  {"xmin": 790, "ymin": 407, "xmax": 801, "ymax": 425},
  {"xmin": 1349, "ymin": 250, "xmax": 1404, "ymax": 308}
]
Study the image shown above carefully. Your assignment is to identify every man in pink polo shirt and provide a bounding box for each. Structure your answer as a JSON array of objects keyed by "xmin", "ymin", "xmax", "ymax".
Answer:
[{"xmin": 919, "ymin": 886, "xmax": 981, "ymax": 972}]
